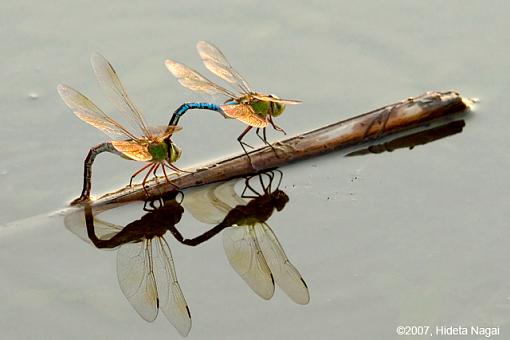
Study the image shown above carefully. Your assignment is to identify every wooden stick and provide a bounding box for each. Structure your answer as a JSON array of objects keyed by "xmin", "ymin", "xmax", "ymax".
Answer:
[{"xmin": 89, "ymin": 91, "xmax": 471, "ymax": 207}]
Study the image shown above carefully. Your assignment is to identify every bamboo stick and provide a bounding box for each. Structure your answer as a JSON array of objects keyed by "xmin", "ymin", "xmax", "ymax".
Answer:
[{"xmin": 88, "ymin": 91, "xmax": 471, "ymax": 207}]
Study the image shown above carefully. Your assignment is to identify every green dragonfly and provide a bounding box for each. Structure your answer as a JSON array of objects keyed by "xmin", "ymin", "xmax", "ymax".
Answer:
[
  {"xmin": 165, "ymin": 41, "xmax": 301, "ymax": 156},
  {"xmin": 58, "ymin": 53, "xmax": 184, "ymax": 204}
]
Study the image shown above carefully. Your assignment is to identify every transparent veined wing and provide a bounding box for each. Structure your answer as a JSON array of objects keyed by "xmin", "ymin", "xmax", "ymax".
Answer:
[
  {"xmin": 213, "ymin": 179, "xmax": 247, "ymax": 207},
  {"xmin": 165, "ymin": 59, "xmax": 237, "ymax": 98},
  {"xmin": 254, "ymin": 223, "xmax": 310, "ymax": 305},
  {"xmin": 64, "ymin": 204, "xmax": 124, "ymax": 244},
  {"xmin": 153, "ymin": 237, "xmax": 192, "ymax": 337},
  {"xmin": 222, "ymin": 225, "xmax": 275, "ymax": 300},
  {"xmin": 220, "ymin": 104, "xmax": 268, "ymax": 128},
  {"xmin": 182, "ymin": 182, "xmax": 234, "ymax": 224},
  {"xmin": 117, "ymin": 239, "xmax": 159, "ymax": 322},
  {"xmin": 146, "ymin": 125, "xmax": 182, "ymax": 140},
  {"xmin": 251, "ymin": 94, "xmax": 302, "ymax": 105},
  {"xmin": 90, "ymin": 53, "xmax": 151, "ymax": 138},
  {"xmin": 182, "ymin": 179, "xmax": 246, "ymax": 224},
  {"xmin": 57, "ymin": 84, "xmax": 138, "ymax": 140},
  {"xmin": 110, "ymin": 140, "xmax": 153, "ymax": 161},
  {"xmin": 196, "ymin": 41, "xmax": 252, "ymax": 94}
]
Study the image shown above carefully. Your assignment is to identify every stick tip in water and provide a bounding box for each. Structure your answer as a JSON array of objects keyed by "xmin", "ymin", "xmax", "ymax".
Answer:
[{"xmin": 462, "ymin": 97, "xmax": 479, "ymax": 108}]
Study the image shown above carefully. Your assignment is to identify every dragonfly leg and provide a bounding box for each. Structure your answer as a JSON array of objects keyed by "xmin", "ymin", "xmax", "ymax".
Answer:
[
  {"xmin": 269, "ymin": 116, "xmax": 286, "ymax": 135},
  {"xmin": 143, "ymin": 200, "xmax": 153, "ymax": 211},
  {"xmin": 143, "ymin": 198, "xmax": 160, "ymax": 212},
  {"xmin": 141, "ymin": 163, "xmax": 158, "ymax": 197},
  {"xmin": 274, "ymin": 169, "xmax": 283, "ymax": 190},
  {"xmin": 165, "ymin": 162, "xmax": 193, "ymax": 174},
  {"xmin": 240, "ymin": 185, "xmax": 255, "ymax": 199},
  {"xmin": 241, "ymin": 176, "xmax": 261, "ymax": 198},
  {"xmin": 161, "ymin": 162, "xmax": 180, "ymax": 189},
  {"xmin": 238, "ymin": 126, "xmax": 255, "ymax": 165},
  {"xmin": 238, "ymin": 126, "xmax": 254, "ymax": 148},
  {"xmin": 161, "ymin": 162, "xmax": 171, "ymax": 183},
  {"xmin": 71, "ymin": 142, "xmax": 122, "ymax": 205},
  {"xmin": 129, "ymin": 162, "xmax": 154, "ymax": 186},
  {"xmin": 263, "ymin": 169, "xmax": 282, "ymax": 192},
  {"xmin": 255, "ymin": 127, "xmax": 279, "ymax": 156},
  {"xmin": 161, "ymin": 163, "xmax": 180, "ymax": 189},
  {"xmin": 261, "ymin": 171, "xmax": 275, "ymax": 194},
  {"xmin": 152, "ymin": 163, "xmax": 161, "ymax": 185}
]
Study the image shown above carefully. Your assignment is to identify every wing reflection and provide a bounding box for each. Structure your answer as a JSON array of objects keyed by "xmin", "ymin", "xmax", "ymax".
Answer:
[
  {"xmin": 180, "ymin": 170, "xmax": 310, "ymax": 305},
  {"xmin": 64, "ymin": 170, "xmax": 309, "ymax": 336},
  {"xmin": 64, "ymin": 194, "xmax": 192, "ymax": 337}
]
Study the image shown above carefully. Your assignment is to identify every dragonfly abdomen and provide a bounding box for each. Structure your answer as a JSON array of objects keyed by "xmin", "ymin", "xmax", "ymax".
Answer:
[{"xmin": 169, "ymin": 102, "xmax": 222, "ymax": 126}]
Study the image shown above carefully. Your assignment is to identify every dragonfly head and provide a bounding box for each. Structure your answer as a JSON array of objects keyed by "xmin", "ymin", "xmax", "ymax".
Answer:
[
  {"xmin": 271, "ymin": 190, "xmax": 289, "ymax": 211},
  {"xmin": 169, "ymin": 142, "xmax": 182, "ymax": 163},
  {"xmin": 160, "ymin": 199, "xmax": 185, "ymax": 225},
  {"xmin": 268, "ymin": 94, "xmax": 286, "ymax": 117}
]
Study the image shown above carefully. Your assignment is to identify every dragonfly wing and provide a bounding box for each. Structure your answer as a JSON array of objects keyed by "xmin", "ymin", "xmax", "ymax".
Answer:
[
  {"xmin": 117, "ymin": 239, "xmax": 159, "ymax": 322},
  {"xmin": 222, "ymin": 225, "xmax": 275, "ymax": 300},
  {"xmin": 196, "ymin": 41, "xmax": 252, "ymax": 94},
  {"xmin": 111, "ymin": 140, "xmax": 153, "ymax": 161},
  {"xmin": 57, "ymin": 84, "xmax": 137, "ymax": 140},
  {"xmin": 182, "ymin": 182, "xmax": 234, "ymax": 224},
  {"xmin": 153, "ymin": 237, "xmax": 192, "ymax": 337},
  {"xmin": 251, "ymin": 94, "xmax": 302, "ymax": 105},
  {"xmin": 90, "ymin": 53, "xmax": 151, "ymax": 137},
  {"xmin": 220, "ymin": 104, "xmax": 268, "ymax": 128},
  {"xmin": 165, "ymin": 59, "xmax": 237, "ymax": 98},
  {"xmin": 182, "ymin": 179, "xmax": 247, "ymax": 224},
  {"xmin": 213, "ymin": 179, "xmax": 246, "ymax": 207},
  {"xmin": 254, "ymin": 223, "xmax": 310, "ymax": 304},
  {"xmin": 147, "ymin": 125, "xmax": 182, "ymax": 140}
]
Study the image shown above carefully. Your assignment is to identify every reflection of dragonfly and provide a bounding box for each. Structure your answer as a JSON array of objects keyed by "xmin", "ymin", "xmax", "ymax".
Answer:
[
  {"xmin": 165, "ymin": 41, "xmax": 301, "ymax": 156},
  {"xmin": 58, "ymin": 53, "xmax": 221, "ymax": 204},
  {"xmin": 180, "ymin": 171, "xmax": 310, "ymax": 304},
  {"xmin": 64, "ymin": 195, "xmax": 192, "ymax": 337}
]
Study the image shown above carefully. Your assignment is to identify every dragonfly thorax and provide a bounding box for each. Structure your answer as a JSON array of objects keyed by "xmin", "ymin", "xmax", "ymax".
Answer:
[
  {"xmin": 146, "ymin": 140, "xmax": 182, "ymax": 163},
  {"xmin": 224, "ymin": 190, "xmax": 289, "ymax": 227},
  {"xmin": 134, "ymin": 200, "xmax": 184, "ymax": 238},
  {"xmin": 248, "ymin": 94, "xmax": 286, "ymax": 117},
  {"xmin": 148, "ymin": 141, "xmax": 169, "ymax": 161}
]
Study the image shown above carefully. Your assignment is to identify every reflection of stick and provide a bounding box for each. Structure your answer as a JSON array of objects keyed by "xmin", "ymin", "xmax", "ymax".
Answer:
[
  {"xmin": 347, "ymin": 120, "xmax": 466, "ymax": 156},
  {"xmin": 88, "ymin": 91, "xmax": 471, "ymax": 207}
]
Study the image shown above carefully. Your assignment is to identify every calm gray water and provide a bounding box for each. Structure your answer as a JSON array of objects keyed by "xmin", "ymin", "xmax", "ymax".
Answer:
[{"xmin": 1, "ymin": 1, "xmax": 509, "ymax": 339}]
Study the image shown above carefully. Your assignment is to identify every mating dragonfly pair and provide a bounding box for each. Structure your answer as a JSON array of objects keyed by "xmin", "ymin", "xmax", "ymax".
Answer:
[
  {"xmin": 65, "ymin": 171, "xmax": 309, "ymax": 337},
  {"xmin": 58, "ymin": 41, "xmax": 301, "ymax": 204}
]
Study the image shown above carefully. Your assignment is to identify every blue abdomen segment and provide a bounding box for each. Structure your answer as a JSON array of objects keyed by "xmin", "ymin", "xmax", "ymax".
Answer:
[{"xmin": 169, "ymin": 102, "xmax": 223, "ymax": 126}]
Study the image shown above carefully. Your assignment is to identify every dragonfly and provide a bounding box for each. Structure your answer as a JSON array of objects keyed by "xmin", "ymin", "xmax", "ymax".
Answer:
[
  {"xmin": 64, "ymin": 194, "xmax": 192, "ymax": 337},
  {"xmin": 180, "ymin": 171, "xmax": 310, "ymax": 304},
  {"xmin": 58, "ymin": 53, "xmax": 221, "ymax": 204},
  {"xmin": 165, "ymin": 41, "xmax": 302, "ymax": 157}
]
